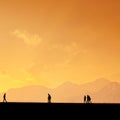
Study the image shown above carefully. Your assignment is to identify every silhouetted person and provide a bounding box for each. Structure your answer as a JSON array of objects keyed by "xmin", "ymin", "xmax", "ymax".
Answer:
[
  {"xmin": 48, "ymin": 93, "xmax": 51, "ymax": 103},
  {"xmin": 3, "ymin": 93, "xmax": 7, "ymax": 103},
  {"xmin": 86, "ymin": 95, "xmax": 91, "ymax": 103},
  {"xmin": 84, "ymin": 95, "xmax": 86, "ymax": 103}
]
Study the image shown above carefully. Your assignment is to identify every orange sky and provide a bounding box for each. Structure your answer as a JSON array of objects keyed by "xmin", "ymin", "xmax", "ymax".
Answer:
[{"xmin": 0, "ymin": 0, "xmax": 120, "ymax": 92}]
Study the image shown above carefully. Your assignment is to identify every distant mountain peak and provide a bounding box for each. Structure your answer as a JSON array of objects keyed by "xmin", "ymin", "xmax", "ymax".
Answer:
[
  {"xmin": 56, "ymin": 81, "xmax": 79, "ymax": 90},
  {"xmin": 94, "ymin": 78, "xmax": 111, "ymax": 83},
  {"xmin": 62, "ymin": 81, "xmax": 75, "ymax": 85}
]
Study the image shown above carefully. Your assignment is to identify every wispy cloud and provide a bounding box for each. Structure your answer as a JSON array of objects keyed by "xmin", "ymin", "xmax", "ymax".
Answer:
[
  {"xmin": 63, "ymin": 42, "xmax": 87, "ymax": 65},
  {"xmin": 11, "ymin": 29, "xmax": 42, "ymax": 46}
]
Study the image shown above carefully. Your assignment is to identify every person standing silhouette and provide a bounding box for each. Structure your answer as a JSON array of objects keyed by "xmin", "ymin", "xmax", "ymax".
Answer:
[
  {"xmin": 48, "ymin": 93, "xmax": 51, "ymax": 103},
  {"xmin": 3, "ymin": 93, "xmax": 7, "ymax": 103},
  {"xmin": 84, "ymin": 95, "xmax": 86, "ymax": 103}
]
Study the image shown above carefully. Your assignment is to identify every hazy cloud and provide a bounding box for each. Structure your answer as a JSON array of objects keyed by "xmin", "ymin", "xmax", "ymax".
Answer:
[{"xmin": 11, "ymin": 29, "xmax": 42, "ymax": 46}]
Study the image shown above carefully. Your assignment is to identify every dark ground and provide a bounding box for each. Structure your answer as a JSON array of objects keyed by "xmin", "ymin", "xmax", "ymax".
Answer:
[{"xmin": 0, "ymin": 102, "xmax": 119, "ymax": 119}]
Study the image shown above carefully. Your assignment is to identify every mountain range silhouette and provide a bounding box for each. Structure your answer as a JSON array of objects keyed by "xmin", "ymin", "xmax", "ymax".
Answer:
[{"xmin": 1, "ymin": 78, "xmax": 120, "ymax": 103}]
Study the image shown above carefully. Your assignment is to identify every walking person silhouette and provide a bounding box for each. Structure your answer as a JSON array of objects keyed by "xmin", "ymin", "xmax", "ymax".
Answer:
[
  {"xmin": 48, "ymin": 93, "xmax": 51, "ymax": 103},
  {"xmin": 86, "ymin": 95, "xmax": 91, "ymax": 103},
  {"xmin": 3, "ymin": 93, "xmax": 7, "ymax": 103}
]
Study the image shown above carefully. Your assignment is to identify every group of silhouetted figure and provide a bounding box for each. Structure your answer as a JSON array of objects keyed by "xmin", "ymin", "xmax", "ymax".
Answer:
[
  {"xmin": 84, "ymin": 95, "xmax": 92, "ymax": 103},
  {"xmin": 2, "ymin": 93, "xmax": 92, "ymax": 104}
]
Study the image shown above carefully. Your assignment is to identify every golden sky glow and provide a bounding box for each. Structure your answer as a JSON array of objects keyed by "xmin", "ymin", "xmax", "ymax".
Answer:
[{"xmin": 0, "ymin": 0, "xmax": 120, "ymax": 92}]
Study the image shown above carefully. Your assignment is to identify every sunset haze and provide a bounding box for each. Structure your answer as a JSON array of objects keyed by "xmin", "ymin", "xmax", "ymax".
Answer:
[{"xmin": 0, "ymin": 0, "xmax": 120, "ymax": 94}]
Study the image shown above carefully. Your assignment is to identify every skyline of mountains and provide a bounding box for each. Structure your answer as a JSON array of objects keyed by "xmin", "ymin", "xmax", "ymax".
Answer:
[{"xmin": 0, "ymin": 78, "xmax": 120, "ymax": 103}]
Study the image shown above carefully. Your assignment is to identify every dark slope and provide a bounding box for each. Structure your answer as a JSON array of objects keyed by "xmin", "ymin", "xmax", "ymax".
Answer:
[{"xmin": 0, "ymin": 102, "xmax": 119, "ymax": 119}]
